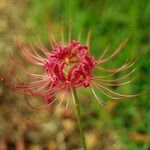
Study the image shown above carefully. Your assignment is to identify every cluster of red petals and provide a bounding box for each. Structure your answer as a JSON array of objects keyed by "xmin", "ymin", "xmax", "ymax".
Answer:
[{"xmin": 44, "ymin": 40, "xmax": 96, "ymax": 89}]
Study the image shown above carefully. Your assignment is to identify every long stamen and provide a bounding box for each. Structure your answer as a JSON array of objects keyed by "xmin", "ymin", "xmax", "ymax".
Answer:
[
  {"xmin": 11, "ymin": 56, "xmax": 45, "ymax": 79},
  {"xmin": 48, "ymin": 36, "xmax": 55, "ymax": 49},
  {"xmin": 17, "ymin": 41, "xmax": 46, "ymax": 65},
  {"xmin": 29, "ymin": 42, "xmax": 48, "ymax": 60},
  {"xmin": 22, "ymin": 50, "xmax": 44, "ymax": 65},
  {"xmin": 91, "ymin": 86, "xmax": 106, "ymax": 107},
  {"xmin": 71, "ymin": 88, "xmax": 76, "ymax": 106},
  {"xmin": 96, "ymin": 59, "xmax": 135, "ymax": 73},
  {"xmin": 61, "ymin": 22, "xmax": 64, "ymax": 44},
  {"xmin": 94, "ymin": 77, "xmax": 137, "ymax": 86},
  {"xmin": 77, "ymin": 30, "xmax": 82, "ymax": 42},
  {"xmin": 47, "ymin": 22, "xmax": 57, "ymax": 48},
  {"xmin": 68, "ymin": 20, "xmax": 72, "ymax": 42},
  {"xmin": 35, "ymin": 41, "xmax": 50, "ymax": 56},
  {"xmin": 94, "ymin": 68, "xmax": 137, "ymax": 82},
  {"xmin": 97, "ymin": 39, "xmax": 128, "ymax": 64},
  {"xmin": 86, "ymin": 29, "xmax": 92, "ymax": 48},
  {"xmin": 15, "ymin": 75, "xmax": 56, "ymax": 96},
  {"xmin": 92, "ymin": 81, "xmax": 123, "ymax": 100},
  {"xmin": 24, "ymin": 90, "xmax": 64, "ymax": 110},
  {"xmin": 93, "ymin": 81, "xmax": 140, "ymax": 98},
  {"xmin": 56, "ymin": 86, "xmax": 68, "ymax": 108},
  {"xmin": 65, "ymin": 90, "xmax": 70, "ymax": 110},
  {"xmin": 94, "ymin": 60, "xmax": 136, "ymax": 79},
  {"xmin": 29, "ymin": 81, "xmax": 50, "ymax": 94},
  {"xmin": 57, "ymin": 87, "xmax": 71, "ymax": 114},
  {"xmin": 98, "ymin": 44, "xmax": 110, "ymax": 61},
  {"xmin": 16, "ymin": 76, "xmax": 50, "ymax": 87}
]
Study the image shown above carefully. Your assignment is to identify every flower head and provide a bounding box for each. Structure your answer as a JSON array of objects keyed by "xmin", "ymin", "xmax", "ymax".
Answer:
[
  {"xmin": 0, "ymin": 25, "xmax": 139, "ymax": 110},
  {"xmin": 44, "ymin": 40, "xmax": 96, "ymax": 89}
]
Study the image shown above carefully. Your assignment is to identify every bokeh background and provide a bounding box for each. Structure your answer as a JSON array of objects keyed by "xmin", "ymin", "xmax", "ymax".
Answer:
[{"xmin": 0, "ymin": 0, "xmax": 149, "ymax": 149}]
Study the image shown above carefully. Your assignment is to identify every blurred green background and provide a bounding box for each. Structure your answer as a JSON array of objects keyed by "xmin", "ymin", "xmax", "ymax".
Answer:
[{"xmin": 0, "ymin": 0, "xmax": 149, "ymax": 149}]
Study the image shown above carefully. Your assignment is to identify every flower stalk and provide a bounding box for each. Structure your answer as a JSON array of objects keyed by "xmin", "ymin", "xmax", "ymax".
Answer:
[{"xmin": 72, "ymin": 88, "xmax": 87, "ymax": 150}]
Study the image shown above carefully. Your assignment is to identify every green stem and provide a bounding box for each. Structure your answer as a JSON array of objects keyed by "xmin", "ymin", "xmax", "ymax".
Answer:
[{"xmin": 72, "ymin": 88, "xmax": 87, "ymax": 150}]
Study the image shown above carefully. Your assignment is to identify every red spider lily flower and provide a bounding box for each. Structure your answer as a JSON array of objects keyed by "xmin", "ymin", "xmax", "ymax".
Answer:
[{"xmin": 0, "ymin": 25, "xmax": 139, "ymax": 110}]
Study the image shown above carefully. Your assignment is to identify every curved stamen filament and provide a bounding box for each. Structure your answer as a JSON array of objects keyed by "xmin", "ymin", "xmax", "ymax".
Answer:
[
  {"xmin": 94, "ymin": 68, "xmax": 137, "ymax": 83},
  {"xmin": 61, "ymin": 22, "xmax": 64, "ymax": 44},
  {"xmin": 21, "ymin": 48, "xmax": 45, "ymax": 65},
  {"xmin": 91, "ymin": 86, "xmax": 106, "ymax": 107},
  {"xmin": 17, "ymin": 41, "xmax": 46, "ymax": 65},
  {"xmin": 92, "ymin": 82, "xmax": 123, "ymax": 100},
  {"xmin": 94, "ymin": 77, "xmax": 137, "ymax": 87},
  {"xmin": 86, "ymin": 29, "xmax": 92, "ymax": 48},
  {"xmin": 92, "ymin": 81, "xmax": 140, "ymax": 98},
  {"xmin": 96, "ymin": 59, "xmax": 135, "ymax": 73},
  {"xmin": 56, "ymin": 86, "xmax": 69, "ymax": 109},
  {"xmin": 94, "ymin": 60, "xmax": 136, "ymax": 79},
  {"xmin": 25, "ymin": 89, "xmax": 65, "ymax": 110},
  {"xmin": 97, "ymin": 39, "xmax": 128, "ymax": 64},
  {"xmin": 36, "ymin": 43, "xmax": 49, "ymax": 56},
  {"xmin": 68, "ymin": 21, "xmax": 72, "ymax": 42},
  {"xmin": 29, "ymin": 42, "xmax": 48, "ymax": 60},
  {"xmin": 12, "ymin": 56, "xmax": 46, "ymax": 79},
  {"xmin": 97, "ymin": 44, "xmax": 110, "ymax": 61}
]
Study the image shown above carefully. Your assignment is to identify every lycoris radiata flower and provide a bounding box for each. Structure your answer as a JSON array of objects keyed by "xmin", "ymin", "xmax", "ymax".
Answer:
[{"xmin": 0, "ymin": 24, "xmax": 139, "ymax": 110}]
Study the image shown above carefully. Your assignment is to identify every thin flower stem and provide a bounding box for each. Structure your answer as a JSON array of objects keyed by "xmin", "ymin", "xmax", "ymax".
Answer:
[{"xmin": 72, "ymin": 88, "xmax": 87, "ymax": 150}]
